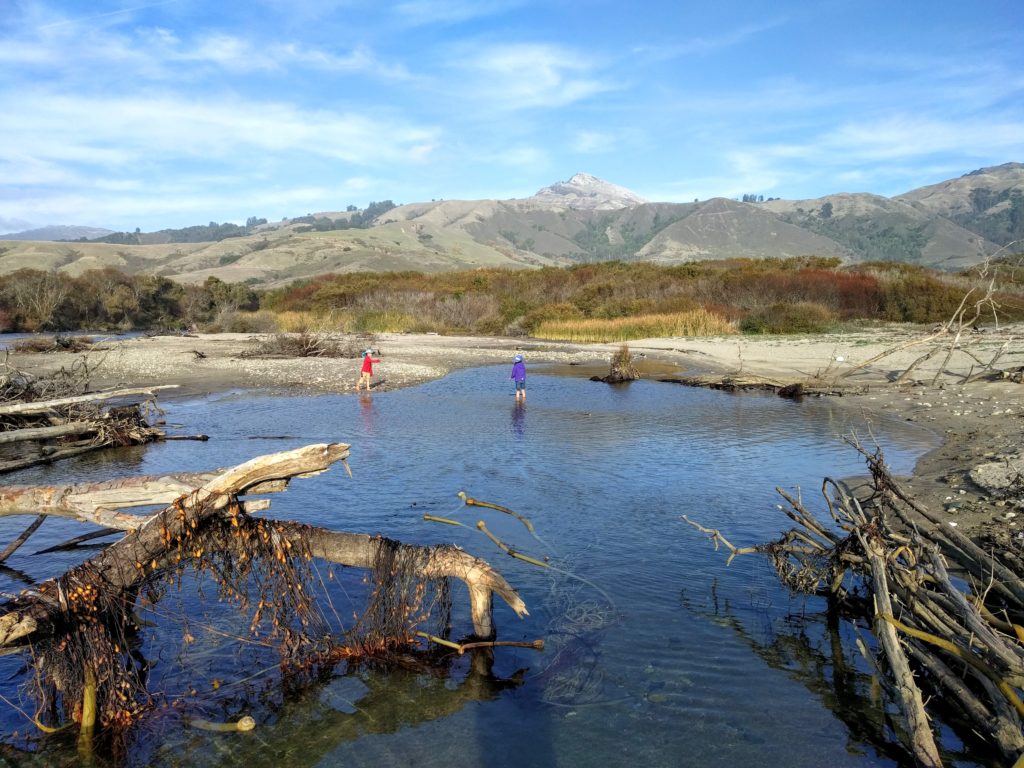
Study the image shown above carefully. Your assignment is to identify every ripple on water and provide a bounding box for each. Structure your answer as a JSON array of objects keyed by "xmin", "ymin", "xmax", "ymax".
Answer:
[{"xmin": 0, "ymin": 367, "xmax": 939, "ymax": 768}]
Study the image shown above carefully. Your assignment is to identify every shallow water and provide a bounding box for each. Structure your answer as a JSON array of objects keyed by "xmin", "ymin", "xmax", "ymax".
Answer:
[
  {"xmin": 0, "ymin": 366, "xmax": 946, "ymax": 766},
  {"xmin": 0, "ymin": 330, "xmax": 145, "ymax": 349}
]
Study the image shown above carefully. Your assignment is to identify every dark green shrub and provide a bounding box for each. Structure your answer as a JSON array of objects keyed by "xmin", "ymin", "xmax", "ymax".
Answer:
[
  {"xmin": 879, "ymin": 276, "xmax": 965, "ymax": 323},
  {"xmin": 740, "ymin": 302, "xmax": 836, "ymax": 334}
]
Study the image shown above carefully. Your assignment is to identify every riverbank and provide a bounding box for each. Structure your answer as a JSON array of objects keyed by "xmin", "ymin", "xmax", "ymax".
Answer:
[{"xmin": 5, "ymin": 325, "xmax": 1022, "ymax": 538}]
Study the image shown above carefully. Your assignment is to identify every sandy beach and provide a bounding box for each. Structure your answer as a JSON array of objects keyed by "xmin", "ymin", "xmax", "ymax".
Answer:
[{"xmin": 6, "ymin": 325, "xmax": 1022, "ymax": 539}]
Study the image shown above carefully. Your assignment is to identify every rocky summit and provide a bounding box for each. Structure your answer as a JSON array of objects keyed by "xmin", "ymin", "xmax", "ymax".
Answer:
[{"xmin": 527, "ymin": 172, "xmax": 649, "ymax": 210}]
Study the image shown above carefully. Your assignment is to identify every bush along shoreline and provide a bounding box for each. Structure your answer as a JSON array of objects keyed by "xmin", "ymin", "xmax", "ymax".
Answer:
[{"xmin": 2, "ymin": 256, "xmax": 1022, "ymax": 340}]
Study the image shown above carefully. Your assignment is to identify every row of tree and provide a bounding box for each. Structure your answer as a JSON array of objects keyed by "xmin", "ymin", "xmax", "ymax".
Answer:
[
  {"xmin": 2, "ymin": 256, "xmax": 1021, "ymax": 334},
  {"xmin": 0, "ymin": 269, "xmax": 257, "ymax": 332},
  {"xmin": 83, "ymin": 200, "xmax": 403, "ymax": 246},
  {"xmin": 76, "ymin": 199, "xmax": 399, "ymax": 246},
  {"xmin": 88, "ymin": 220, "xmax": 267, "ymax": 246},
  {"xmin": 288, "ymin": 200, "xmax": 398, "ymax": 232}
]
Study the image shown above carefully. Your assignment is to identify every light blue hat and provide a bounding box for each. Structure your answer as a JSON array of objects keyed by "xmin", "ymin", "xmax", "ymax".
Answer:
[{"xmin": 513, "ymin": 354, "xmax": 523, "ymax": 362}]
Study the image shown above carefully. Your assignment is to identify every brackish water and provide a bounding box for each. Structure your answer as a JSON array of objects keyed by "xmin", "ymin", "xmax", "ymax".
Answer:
[{"xmin": 0, "ymin": 367, "xmax": 946, "ymax": 767}]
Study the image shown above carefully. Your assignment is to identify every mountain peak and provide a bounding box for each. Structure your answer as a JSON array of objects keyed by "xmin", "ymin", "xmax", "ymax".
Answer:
[{"xmin": 530, "ymin": 173, "xmax": 648, "ymax": 211}]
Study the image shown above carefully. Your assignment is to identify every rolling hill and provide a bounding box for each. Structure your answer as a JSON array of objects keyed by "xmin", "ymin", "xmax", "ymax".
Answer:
[{"xmin": 0, "ymin": 166, "xmax": 1020, "ymax": 286}]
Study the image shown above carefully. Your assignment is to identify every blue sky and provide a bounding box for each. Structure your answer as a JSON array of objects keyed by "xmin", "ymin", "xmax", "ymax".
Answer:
[{"xmin": 1, "ymin": 0, "xmax": 1022, "ymax": 234}]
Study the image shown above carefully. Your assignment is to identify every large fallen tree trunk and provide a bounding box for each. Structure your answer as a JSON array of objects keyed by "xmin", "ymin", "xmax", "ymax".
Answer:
[
  {"xmin": 0, "ymin": 471, "xmax": 276, "ymax": 529},
  {"xmin": 0, "ymin": 443, "xmax": 526, "ymax": 646},
  {"xmin": 0, "ymin": 443, "xmax": 528, "ymax": 743}
]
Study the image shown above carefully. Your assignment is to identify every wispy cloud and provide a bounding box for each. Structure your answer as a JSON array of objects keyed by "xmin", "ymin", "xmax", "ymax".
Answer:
[
  {"xmin": 165, "ymin": 33, "xmax": 411, "ymax": 77},
  {"xmin": 571, "ymin": 131, "xmax": 616, "ymax": 154},
  {"xmin": 3, "ymin": 91, "xmax": 439, "ymax": 166},
  {"xmin": 632, "ymin": 19, "xmax": 786, "ymax": 60},
  {"xmin": 0, "ymin": 215, "xmax": 34, "ymax": 231},
  {"xmin": 489, "ymin": 144, "xmax": 546, "ymax": 168},
  {"xmin": 394, "ymin": 0, "xmax": 525, "ymax": 27},
  {"xmin": 702, "ymin": 112, "xmax": 1024, "ymax": 199},
  {"xmin": 2, "ymin": 0, "xmax": 1021, "ymax": 230},
  {"xmin": 1, "ymin": 10, "xmax": 408, "ymax": 81},
  {"xmin": 825, "ymin": 115, "xmax": 1024, "ymax": 162},
  {"xmin": 35, "ymin": 0, "xmax": 181, "ymax": 30},
  {"xmin": 5, "ymin": 168, "xmax": 394, "ymax": 229},
  {"xmin": 452, "ymin": 42, "xmax": 616, "ymax": 110}
]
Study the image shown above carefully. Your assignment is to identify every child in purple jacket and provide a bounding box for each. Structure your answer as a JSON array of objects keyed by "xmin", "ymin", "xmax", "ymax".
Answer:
[{"xmin": 511, "ymin": 354, "xmax": 526, "ymax": 401}]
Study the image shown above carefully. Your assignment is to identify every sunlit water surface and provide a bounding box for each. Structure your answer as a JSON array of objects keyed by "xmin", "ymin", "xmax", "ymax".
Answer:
[{"xmin": 0, "ymin": 367, "xmax": 945, "ymax": 767}]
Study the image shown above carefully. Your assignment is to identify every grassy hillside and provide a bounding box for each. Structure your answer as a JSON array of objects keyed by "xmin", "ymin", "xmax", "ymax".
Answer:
[
  {"xmin": 898, "ymin": 162, "xmax": 1024, "ymax": 247},
  {"xmin": 2, "ymin": 164, "xmax": 1021, "ymax": 286}
]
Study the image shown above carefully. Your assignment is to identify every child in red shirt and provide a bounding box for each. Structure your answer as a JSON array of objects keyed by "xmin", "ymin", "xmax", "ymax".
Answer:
[{"xmin": 357, "ymin": 349, "xmax": 381, "ymax": 391}]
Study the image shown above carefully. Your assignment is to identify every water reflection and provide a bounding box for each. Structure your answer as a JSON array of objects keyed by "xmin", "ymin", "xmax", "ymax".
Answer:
[
  {"xmin": 146, "ymin": 653, "xmax": 528, "ymax": 768},
  {"xmin": 510, "ymin": 400, "xmax": 525, "ymax": 440},
  {"xmin": 678, "ymin": 585, "xmax": 997, "ymax": 767},
  {"xmin": 359, "ymin": 393, "xmax": 375, "ymax": 435},
  {"xmin": 0, "ymin": 367, "xmax": 943, "ymax": 768}
]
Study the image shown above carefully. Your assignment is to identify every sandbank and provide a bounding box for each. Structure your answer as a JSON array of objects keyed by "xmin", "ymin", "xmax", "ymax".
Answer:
[{"xmin": 6, "ymin": 325, "xmax": 1022, "ymax": 539}]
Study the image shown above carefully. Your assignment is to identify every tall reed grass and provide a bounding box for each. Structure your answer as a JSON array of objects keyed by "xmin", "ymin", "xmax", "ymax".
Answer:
[{"xmin": 532, "ymin": 308, "xmax": 737, "ymax": 342}]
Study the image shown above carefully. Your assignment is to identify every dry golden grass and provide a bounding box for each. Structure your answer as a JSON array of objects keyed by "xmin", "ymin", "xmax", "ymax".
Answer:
[{"xmin": 532, "ymin": 309, "xmax": 737, "ymax": 342}]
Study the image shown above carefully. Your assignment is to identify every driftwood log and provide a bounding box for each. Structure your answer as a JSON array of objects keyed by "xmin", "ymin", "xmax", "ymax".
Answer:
[
  {"xmin": 0, "ymin": 443, "xmax": 526, "ymax": 647},
  {"xmin": 0, "ymin": 385, "xmax": 199, "ymax": 475},
  {"xmin": 684, "ymin": 441, "xmax": 1024, "ymax": 766},
  {"xmin": 0, "ymin": 385, "xmax": 178, "ymax": 416},
  {"xmin": 0, "ymin": 442, "xmax": 528, "ymax": 746}
]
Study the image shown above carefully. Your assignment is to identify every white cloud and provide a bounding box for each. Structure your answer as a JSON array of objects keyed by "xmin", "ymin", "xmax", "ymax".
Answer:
[
  {"xmin": 454, "ymin": 43, "xmax": 615, "ymax": 110},
  {"xmin": 4, "ymin": 175, "xmax": 385, "ymax": 231},
  {"xmin": 571, "ymin": 130, "xmax": 616, "ymax": 154},
  {"xmin": 33, "ymin": 1, "xmax": 182, "ymax": 31},
  {"xmin": 492, "ymin": 145, "xmax": 546, "ymax": 167},
  {"xmin": 632, "ymin": 19, "xmax": 786, "ymax": 60},
  {"xmin": 824, "ymin": 116, "xmax": 1024, "ymax": 161},
  {"xmin": 1, "ymin": 11, "xmax": 408, "ymax": 82},
  {"xmin": 2, "ymin": 91, "xmax": 439, "ymax": 166}
]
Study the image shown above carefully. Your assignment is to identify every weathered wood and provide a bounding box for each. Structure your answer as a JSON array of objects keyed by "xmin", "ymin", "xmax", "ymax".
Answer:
[
  {"xmin": 860, "ymin": 532, "xmax": 942, "ymax": 767},
  {"xmin": 688, "ymin": 442, "xmax": 1024, "ymax": 765},
  {"xmin": 0, "ymin": 472, "xmax": 276, "ymax": 530},
  {"xmin": 0, "ymin": 444, "xmax": 348, "ymax": 646},
  {"xmin": 0, "ymin": 422, "xmax": 99, "ymax": 444},
  {"xmin": 0, "ymin": 473, "xmax": 221, "ymax": 524},
  {"xmin": 659, "ymin": 374, "xmax": 855, "ymax": 397},
  {"xmin": 0, "ymin": 514, "xmax": 47, "ymax": 563},
  {"xmin": 0, "ymin": 385, "xmax": 178, "ymax": 416},
  {"xmin": 0, "ymin": 444, "xmax": 526, "ymax": 645},
  {"xmin": 837, "ymin": 326, "xmax": 950, "ymax": 380},
  {"xmin": 284, "ymin": 525, "xmax": 527, "ymax": 638}
]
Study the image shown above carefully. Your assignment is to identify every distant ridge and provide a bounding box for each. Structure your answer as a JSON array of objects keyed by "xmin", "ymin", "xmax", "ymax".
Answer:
[
  {"xmin": 0, "ymin": 225, "xmax": 115, "ymax": 241},
  {"xmin": 528, "ymin": 172, "xmax": 648, "ymax": 210},
  {"xmin": 0, "ymin": 163, "xmax": 1020, "ymax": 284}
]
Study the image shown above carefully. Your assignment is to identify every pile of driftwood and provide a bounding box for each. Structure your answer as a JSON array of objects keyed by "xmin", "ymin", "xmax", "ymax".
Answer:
[
  {"xmin": 686, "ymin": 442, "xmax": 1024, "ymax": 766},
  {"xmin": 0, "ymin": 356, "xmax": 201, "ymax": 475},
  {"xmin": 0, "ymin": 385, "xmax": 188, "ymax": 475},
  {"xmin": 667, "ymin": 278, "xmax": 1020, "ymax": 397},
  {"xmin": 0, "ymin": 443, "xmax": 527, "ymax": 752}
]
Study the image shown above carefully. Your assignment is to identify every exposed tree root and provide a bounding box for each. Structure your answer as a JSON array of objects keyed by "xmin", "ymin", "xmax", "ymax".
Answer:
[{"xmin": 0, "ymin": 443, "xmax": 527, "ymax": 749}]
